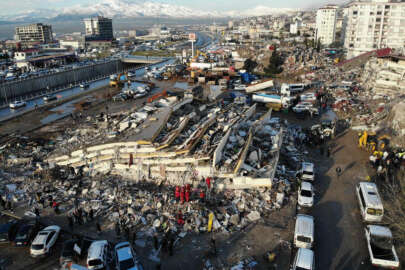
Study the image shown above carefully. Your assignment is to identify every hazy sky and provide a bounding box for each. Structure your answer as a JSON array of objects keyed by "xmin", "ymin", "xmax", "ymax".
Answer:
[{"xmin": 0, "ymin": 0, "xmax": 340, "ymax": 15}]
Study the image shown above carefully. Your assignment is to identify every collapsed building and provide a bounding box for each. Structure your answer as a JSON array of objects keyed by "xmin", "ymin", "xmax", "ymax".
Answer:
[
  {"xmin": 361, "ymin": 55, "xmax": 405, "ymax": 96},
  {"xmin": 47, "ymin": 97, "xmax": 283, "ymax": 189}
]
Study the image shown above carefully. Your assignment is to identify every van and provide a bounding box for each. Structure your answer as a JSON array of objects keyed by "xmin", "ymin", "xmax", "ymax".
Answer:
[
  {"xmin": 300, "ymin": 162, "xmax": 315, "ymax": 182},
  {"xmin": 356, "ymin": 182, "xmax": 384, "ymax": 222},
  {"xmin": 291, "ymin": 248, "xmax": 315, "ymax": 270},
  {"xmin": 86, "ymin": 240, "xmax": 108, "ymax": 269},
  {"xmin": 294, "ymin": 215, "xmax": 314, "ymax": 249}
]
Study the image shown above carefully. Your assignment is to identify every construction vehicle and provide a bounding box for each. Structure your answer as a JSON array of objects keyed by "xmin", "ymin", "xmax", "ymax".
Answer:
[
  {"xmin": 358, "ymin": 131, "xmax": 390, "ymax": 152},
  {"xmin": 109, "ymin": 73, "xmax": 126, "ymax": 87}
]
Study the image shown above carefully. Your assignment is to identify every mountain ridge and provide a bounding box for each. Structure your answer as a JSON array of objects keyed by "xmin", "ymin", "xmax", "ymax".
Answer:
[{"xmin": 0, "ymin": 0, "xmax": 300, "ymax": 22}]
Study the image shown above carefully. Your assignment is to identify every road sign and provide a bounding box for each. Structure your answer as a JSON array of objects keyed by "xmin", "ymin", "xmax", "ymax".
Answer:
[{"xmin": 188, "ymin": 33, "xmax": 196, "ymax": 42}]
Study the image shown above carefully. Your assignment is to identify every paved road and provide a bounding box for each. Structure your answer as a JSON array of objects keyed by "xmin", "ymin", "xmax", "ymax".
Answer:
[
  {"xmin": 312, "ymin": 129, "xmax": 373, "ymax": 270},
  {"xmin": 0, "ymin": 59, "xmax": 175, "ymax": 121}
]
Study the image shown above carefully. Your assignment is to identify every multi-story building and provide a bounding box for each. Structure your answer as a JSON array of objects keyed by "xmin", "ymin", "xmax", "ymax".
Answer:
[
  {"xmin": 290, "ymin": 17, "xmax": 303, "ymax": 35},
  {"xmin": 316, "ymin": 5, "xmax": 338, "ymax": 46},
  {"xmin": 84, "ymin": 16, "xmax": 113, "ymax": 41},
  {"xmin": 343, "ymin": 0, "xmax": 405, "ymax": 58},
  {"xmin": 15, "ymin": 23, "xmax": 53, "ymax": 44}
]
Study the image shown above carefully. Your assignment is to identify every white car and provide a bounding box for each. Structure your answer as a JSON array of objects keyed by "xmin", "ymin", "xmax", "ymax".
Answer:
[
  {"xmin": 293, "ymin": 104, "xmax": 308, "ymax": 113},
  {"xmin": 114, "ymin": 242, "xmax": 143, "ymax": 270},
  {"xmin": 298, "ymin": 182, "xmax": 314, "ymax": 207},
  {"xmin": 301, "ymin": 93, "xmax": 316, "ymax": 102},
  {"xmin": 9, "ymin": 100, "xmax": 26, "ymax": 109},
  {"xmin": 30, "ymin": 225, "xmax": 61, "ymax": 257},
  {"xmin": 234, "ymin": 84, "xmax": 246, "ymax": 91}
]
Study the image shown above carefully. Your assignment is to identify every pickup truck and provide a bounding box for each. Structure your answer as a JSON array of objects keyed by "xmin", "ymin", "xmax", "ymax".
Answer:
[{"xmin": 365, "ymin": 225, "xmax": 400, "ymax": 269}]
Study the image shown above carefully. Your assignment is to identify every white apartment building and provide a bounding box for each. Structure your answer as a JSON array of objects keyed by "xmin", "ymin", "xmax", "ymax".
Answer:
[
  {"xmin": 316, "ymin": 5, "xmax": 338, "ymax": 45},
  {"xmin": 344, "ymin": 0, "xmax": 405, "ymax": 58},
  {"xmin": 290, "ymin": 17, "xmax": 303, "ymax": 34}
]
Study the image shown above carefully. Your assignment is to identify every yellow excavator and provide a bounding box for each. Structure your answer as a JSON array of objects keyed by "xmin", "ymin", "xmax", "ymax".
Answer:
[
  {"xmin": 109, "ymin": 73, "xmax": 126, "ymax": 87},
  {"xmin": 358, "ymin": 131, "xmax": 390, "ymax": 152}
]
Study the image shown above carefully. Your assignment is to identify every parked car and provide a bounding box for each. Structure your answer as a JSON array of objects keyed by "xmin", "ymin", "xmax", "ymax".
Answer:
[
  {"xmin": 0, "ymin": 222, "xmax": 19, "ymax": 243},
  {"xmin": 234, "ymin": 84, "xmax": 246, "ymax": 91},
  {"xmin": 87, "ymin": 240, "xmax": 109, "ymax": 270},
  {"xmin": 60, "ymin": 237, "xmax": 93, "ymax": 266},
  {"xmin": 113, "ymin": 93, "xmax": 129, "ymax": 102},
  {"xmin": 80, "ymin": 83, "xmax": 90, "ymax": 89},
  {"xmin": 30, "ymin": 225, "xmax": 61, "ymax": 257},
  {"xmin": 294, "ymin": 214, "xmax": 315, "ymax": 249},
  {"xmin": 43, "ymin": 95, "xmax": 57, "ymax": 102},
  {"xmin": 298, "ymin": 182, "xmax": 315, "ymax": 207},
  {"xmin": 114, "ymin": 241, "xmax": 143, "ymax": 270},
  {"xmin": 292, "ymin": 104, "xmax": 308, "ymax": 113},
  {"xmin": 364, "ymin": 225, "xmax": 399, "ymax": 269},
  {"xmin": 14, "ymin": 221, "xmax": 41, "ymax": 247},
  {"xmin": 300, "ymin": 162, "xmax": 315, "ymax": 182},
  {"xmin": 291, "ymin": 248, "xmax": 315, "ymax": 270},
  {"xmin": 356, "ymin": 182, "xmax": 384, "ymax": 223},
  {"xmin": 9, "ymin": 100, "xmax": 26, "ymax": 109}
]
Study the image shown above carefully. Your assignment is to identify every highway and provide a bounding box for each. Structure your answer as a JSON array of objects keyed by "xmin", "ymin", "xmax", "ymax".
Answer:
[{"xmin": 0, "ymin": 58, "xmax": 175, "ymax": 121}]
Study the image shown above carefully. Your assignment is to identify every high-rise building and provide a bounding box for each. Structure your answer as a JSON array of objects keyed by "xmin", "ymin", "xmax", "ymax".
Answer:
[
  {"xmin": 15, "ymin": 23, "xmax": 53, "ymax": 44},
  {"xmin": 343, "ymin": 0, "xmax": 405, "ymax": 58},
  {"xmin": 83, "ymin": 16, "xmax": 113, "ymax": 41},
  {"xmin": 316, "ymin": 5, "xmax": 338, "ymax": 46}
]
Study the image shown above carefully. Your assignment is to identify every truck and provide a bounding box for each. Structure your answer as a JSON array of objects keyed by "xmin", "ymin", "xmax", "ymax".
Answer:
[
  {"xmin": 365, "ymin": 225, "xmax": 400, "ymax": 269},
  {"xmin": 245, "ymin": 79, "xmax": 274, "ymax": 93},
  {"xmin": 280, "ymin": 83, "xmax": 305, "ymax": 96},
  {"xmin": 252, "ymin": 94, "xmax": 292, "ymax": 110}
]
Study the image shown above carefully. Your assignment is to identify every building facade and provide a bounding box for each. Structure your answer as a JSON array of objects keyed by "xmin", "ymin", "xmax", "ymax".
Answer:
[
  {"xmin": 343, "ymin": 0, "xmax": 405, "ymax": 58},
  {"xmin": 316, "ymin": 5, "xmax": 338, "ymax": 45},
  {"xmin": 84, "ymin": 16, "xmax": 113, "ymax": 41},
  {"xmin": 15, "ymin": 23, "xmax": 53, "ymax": 44}
]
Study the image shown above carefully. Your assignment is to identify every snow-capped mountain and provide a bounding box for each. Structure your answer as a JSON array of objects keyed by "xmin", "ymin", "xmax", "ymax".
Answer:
[{"xmin": 0, "ymin": 0, "xmax": 299, "ymax": 22}]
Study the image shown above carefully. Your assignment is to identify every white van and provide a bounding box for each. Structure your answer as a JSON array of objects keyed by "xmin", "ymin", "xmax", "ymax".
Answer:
[
  {"xmin": 294, "ymin": 215, "xmax": 315, "ymax": 249},
  {"xmin": 87, "ymin": 240, "xmax": 108, "ymax": 269},
  {"xmin": 356, "ymin": 182, "xmax": 384, "ymax": 222},
  {"xmin": 291, "ymin": 248, "xmax": 315, "ymax": 270}
]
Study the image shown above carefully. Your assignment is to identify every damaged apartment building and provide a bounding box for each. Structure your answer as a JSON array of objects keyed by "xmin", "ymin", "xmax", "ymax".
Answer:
[
  {"xmin": 361, "ymin": 54, "xmax": 405, "ymax": 96},
  {"xmin": 47, "ymin": 94, "xmax": 283, "ymax": 189}
]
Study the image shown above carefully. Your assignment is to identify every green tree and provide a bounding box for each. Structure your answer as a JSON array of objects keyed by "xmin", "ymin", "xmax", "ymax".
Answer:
[
  {"xmin": 264, "ymin": 47, "xmax": 284, "ymax": 76},
  {"xmin": 244, "ymin": 59, "xmax": 258, "ymax": 73}
]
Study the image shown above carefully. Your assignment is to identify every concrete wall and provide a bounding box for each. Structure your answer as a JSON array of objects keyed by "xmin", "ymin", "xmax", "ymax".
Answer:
[{"xmin": 0, "ymin": 60, "xmax": 124, "ymax": 102}]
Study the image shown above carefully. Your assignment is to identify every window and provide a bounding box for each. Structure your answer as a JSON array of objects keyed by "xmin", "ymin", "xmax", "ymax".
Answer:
[
  {"xmin": 377, "ymin": 11, "xmax": 382, "ymax": 15},
  {"xmin": 46, "ymin": 232, "xmax": 55, "ymax": 244},
  {"xmin": 359, "ymin": 188, "xmax": 366, "ymax": 209},
  {"xmin": 367, "ymin": 208, "xmax": 383, "ymax": 216},
  {"xmin": 353, "ymin": 11, "xmax": 358, "ymax": 15}
]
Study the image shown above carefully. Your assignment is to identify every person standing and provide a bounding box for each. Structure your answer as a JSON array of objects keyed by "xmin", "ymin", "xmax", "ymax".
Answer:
[
  {"xmin": 68, "ymin": 216, "xmax": 74, "ymax": 232},
  {"xmin": 210, "ymin": 235, "xmax": 217, "ymax": 256},
  {"xmin": 336, "ymin": 166, "xmax": 342, "ymax": 178},
  {"xmin": 180, "ymin": 187, "xmax": 185, "ymax": 204},
  {"xmin": 175, "ymin": 186, "xmax": 180, "ymax": 202},
  {"xmin": 96, "ymin": 222, "xmax": 102, "ymax": 235}
]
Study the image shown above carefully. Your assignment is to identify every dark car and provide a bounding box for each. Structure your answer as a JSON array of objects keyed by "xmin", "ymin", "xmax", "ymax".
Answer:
[
  {"xmin": 60, "ymin": 237, "xmax": 93, "ymax": 265},
  {"xmin": 0, "ymin": 222, "xmax": 19, "ymax": 243},
  {"xmin": 13, "ymin": 221, "xmax": 41, "ymax": 247}
]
